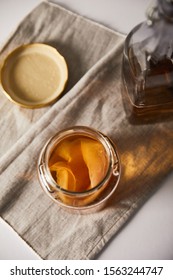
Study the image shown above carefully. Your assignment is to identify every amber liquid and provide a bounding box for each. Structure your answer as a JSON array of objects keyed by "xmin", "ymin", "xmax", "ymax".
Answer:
[
  {"xmin": 145, "ymin": 57, "xmax": 173, "ymax": 102},
  {"xmin": 123, "ymin": 51, "xmax": 173, "ymax": 116},
  {"xmin": 48, "ymin": 135, "xmax": 108, "ymax": 192},
  {"xmin": 122, "ymin": 15, "xmax": 173, "ymax": 122}
]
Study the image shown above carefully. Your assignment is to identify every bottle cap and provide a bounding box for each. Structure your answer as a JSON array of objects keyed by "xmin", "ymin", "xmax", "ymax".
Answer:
[{"xmin": 158, "ymin": 0, "xmax": 173, "ymax": 20}]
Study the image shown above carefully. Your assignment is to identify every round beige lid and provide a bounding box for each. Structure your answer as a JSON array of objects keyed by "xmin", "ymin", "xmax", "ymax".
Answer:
[{"xmin": 0, "ymin": 43, "xmax": 68, "ymax": 108}]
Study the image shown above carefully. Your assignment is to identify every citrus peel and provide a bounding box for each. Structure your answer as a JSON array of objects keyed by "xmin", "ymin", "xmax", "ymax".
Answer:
[{"xmin": 49, "ymin": 136, "xmax": 108, "ymax": 192}]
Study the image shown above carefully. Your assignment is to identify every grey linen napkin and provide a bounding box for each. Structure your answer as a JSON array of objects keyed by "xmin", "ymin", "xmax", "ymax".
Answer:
[{"xmin": 0, "ymin": 1, "xmax": 173, "ymax": 260}]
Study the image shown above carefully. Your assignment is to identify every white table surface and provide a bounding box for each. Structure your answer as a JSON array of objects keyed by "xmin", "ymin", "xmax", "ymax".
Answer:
[{"xmin": 0, "ymin": 0, "xmax": 173, "ymax": 260}]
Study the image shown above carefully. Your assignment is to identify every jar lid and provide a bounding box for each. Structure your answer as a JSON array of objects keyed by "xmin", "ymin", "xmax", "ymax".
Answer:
[{"xmin": 0, "ymin": 43, "xmax": 68, "ymax": 108}]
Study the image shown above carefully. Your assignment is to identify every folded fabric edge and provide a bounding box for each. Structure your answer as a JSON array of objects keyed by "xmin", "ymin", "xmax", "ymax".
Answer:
[
  {"xmin": 0, "ymin": 217, "xmax": 42, "ymax": 260},
  {"xmin": 0, "ymin": 1, "xmax": 43, "ymax": 54},
  {"xmin": 86, "ymin": 176, "xmax": 167, "ymax": 260},
  {"xmin": 0, "ymin": 181, "xmax": 155, "ymax": 260},
  {"xmin": 45, "ymin": 0, "xmax": 126, "ymax": 37},
  {"xmin": 0, "ymin": 1, "xmax": 125, "ymax": 56},
  {"xmin": 1, "ymin": 172, "xmax": 166, "ymax": 260}
]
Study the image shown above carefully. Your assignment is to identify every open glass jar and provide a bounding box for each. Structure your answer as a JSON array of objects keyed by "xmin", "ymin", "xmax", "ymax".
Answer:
[{"xmin": 38, "ymin": 126, "xmax": 121, "ymax": 214}]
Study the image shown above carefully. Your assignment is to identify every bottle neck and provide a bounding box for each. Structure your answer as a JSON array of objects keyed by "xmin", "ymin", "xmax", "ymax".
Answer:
[
  {"xmin": 158, "ymin": 0, "xmax": 173, "ymax": 21},
  {"xmin": 146, "ymin": 0, "xmax": 173, "ymax": 26}
]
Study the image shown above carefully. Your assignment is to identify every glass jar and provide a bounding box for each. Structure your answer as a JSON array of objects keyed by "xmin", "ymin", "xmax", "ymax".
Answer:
[
  {"xmin": 37, "ymin": 126, "xmax": 121, "ymax": 214},
  {"xmin": 122, "ymin": 0, "xmax": 173, "ymax": 121}
]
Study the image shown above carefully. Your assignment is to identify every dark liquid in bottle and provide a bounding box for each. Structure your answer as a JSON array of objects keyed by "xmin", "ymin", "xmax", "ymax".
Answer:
[{"xmin": 122, "ymin": 24, "xmax": 173, "ymax": 120}]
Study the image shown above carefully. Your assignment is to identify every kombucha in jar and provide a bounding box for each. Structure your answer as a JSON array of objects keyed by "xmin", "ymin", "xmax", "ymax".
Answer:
[{"xmin": 38, "ymin": 126, "xmax": 121, "ymax": 213}]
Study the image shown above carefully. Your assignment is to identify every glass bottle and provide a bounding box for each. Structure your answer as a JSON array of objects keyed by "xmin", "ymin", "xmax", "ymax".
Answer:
[{"xmin": 122, "ymin": 0, "xmax": 173, "ymax": 120}]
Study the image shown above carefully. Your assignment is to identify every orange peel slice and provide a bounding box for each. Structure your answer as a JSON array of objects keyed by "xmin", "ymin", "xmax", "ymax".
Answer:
[
  {"xmin": 81, "ymin": 139, "xmax": 108, "ymax": 188},
  {"xmin": 50, "ymin": 162, "xmax": 76, "ymax": 191},
  {"xmin": 49, "ymin": 136, "xmax": 108, "ymax": 193}
]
